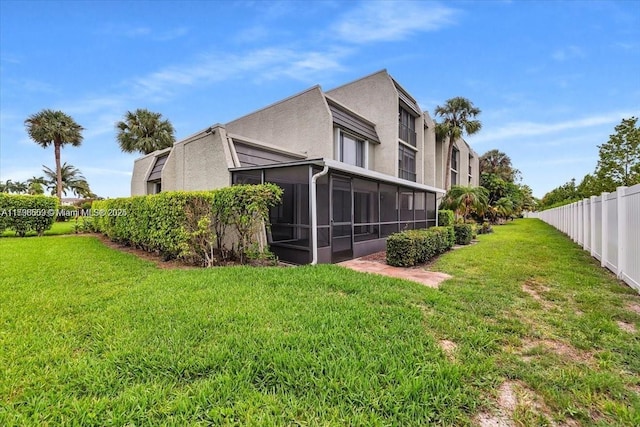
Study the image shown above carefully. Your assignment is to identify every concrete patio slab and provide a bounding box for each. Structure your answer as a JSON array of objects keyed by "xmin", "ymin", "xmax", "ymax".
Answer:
[{"xmin": 338, "ymin": 255, "xmax": 452, "ymax": 288}]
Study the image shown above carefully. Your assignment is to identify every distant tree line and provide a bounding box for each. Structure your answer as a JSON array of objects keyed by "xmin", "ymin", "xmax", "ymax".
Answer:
[{"xmin": 539, "ymin": 117, "xmax": 639, "ymax": 210}]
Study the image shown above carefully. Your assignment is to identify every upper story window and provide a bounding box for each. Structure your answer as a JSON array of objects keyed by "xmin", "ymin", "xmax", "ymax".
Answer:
[
  {"xmin": 339, "ymin": 130, "xmax": 365, "ymax": 168},
  {"xmin": 398, "ymin": 106, "xmax": 416, "ymax": 146},
  {"xmin": 399, "ymin": 144, "xmax": 416, "ymax": 182},
  {"xmin": 451, "ymin": 147, "xmax": 459, "ymax": 186}
]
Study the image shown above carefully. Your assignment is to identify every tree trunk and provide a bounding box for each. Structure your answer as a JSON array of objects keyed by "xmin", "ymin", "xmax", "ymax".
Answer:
[
  {"xmin": 55, "ymin": 142, "xmax": 62, "ymax": 200},
  {"xmin": 444, "ymin": 135, "xmax": 455, "ymax": 190}
]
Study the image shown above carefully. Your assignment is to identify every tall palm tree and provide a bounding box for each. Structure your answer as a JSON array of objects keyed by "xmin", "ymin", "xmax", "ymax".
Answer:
[
  {"xmin": 42, "ymin": 163, "xmax": 94, "ymax": 198},
  {"xmin": 441, "ymin": 185, "xmax": 489, "ymax": 221},
  {"xmin": 116, "ymin": 108, "xmax": 176, "ymax": 155},
  {"xmin": 434, "ymin": 97, "xmax": 482, "ymax": 190},
  {"xmin": 479, "ymin": 149, "xmax": 519, "ymax": 182},
  {"xmin": 25, "ymin": 109, "xmax": 84, "ymax": 200}
]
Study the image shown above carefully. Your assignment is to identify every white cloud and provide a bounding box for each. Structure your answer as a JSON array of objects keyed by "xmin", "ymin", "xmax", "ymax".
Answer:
[
  {"xmin": 552, "ymin": 45, "xmax": 586, "ymax": 61},
  {"xmin": 97, "ymin": 24, "xmax": 188, "ymax": 41},
  {"xmin": 333, "ymin": 1, "xmax": 457, "ymax": 44},
  {"xmin": 131, "ymin": 47, "xmax": 348, "ymax": 99},
  {"xmin": 471, "ymin": 111, "xmax": 635, "ymax": 144}
]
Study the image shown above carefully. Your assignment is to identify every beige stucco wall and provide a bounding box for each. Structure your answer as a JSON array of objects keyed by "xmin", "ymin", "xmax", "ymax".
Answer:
[
  {"xmin": 433, "ymin": 137, "xmax": 480, "ymax": 190},
  {"xmin": 131, "ymin": 153, "xmax": 157, "ymax": 196},
  {"xmin": 326, "ymin": 70, "xmax": 425, "ymax": 183},
  {"xmin": 225, "ymin": 86, "xmax": 333, "ymax": 160},
  {"xmin": 422, "ymin": 112, "xmax": 437, "ymax": 188},
  {"xmin": 171, "ymin": 126, "xmax": 235, "ymax": 191},
  {"xmin": 131, "ymin": 125, "xmax": 236, "ymax": 195}
]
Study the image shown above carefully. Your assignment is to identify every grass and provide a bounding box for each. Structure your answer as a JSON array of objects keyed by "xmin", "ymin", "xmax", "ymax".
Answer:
[{"xmin": 1, "ymin": 219, "xmax": 638, "ymax": 426}]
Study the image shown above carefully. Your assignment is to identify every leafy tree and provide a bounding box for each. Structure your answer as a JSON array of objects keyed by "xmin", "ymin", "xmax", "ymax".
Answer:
[
  {"xmin": 434, "ymin": 97, "xmax": 482, "ymax": 189},
  {"xmin": 42, "ymin": 163, "xmax": 95, "ymax": 198},
  {"xmin": 479, "ymin": 149, "xmax": 520, "ymax": 182},
  {"xmin": 27, "ymin": 176, "xmax": 46, "ymax": 195},
  {"xmin": 116, "ymin": 108, "xmax": 176, "ymax": 155},
  {"xmin": 440, "ymin": 185, "xmax": 489, "ymax": 221},
  {"xmin": 539, "ymin": 178, "xmax": 581, "ymax": 209},
  {"xmin": 594, "ymin": 116, "xmax": 640, "ymax": 190},
  {"xmin": 25, "ymin": 110, "xmax": 84, "ymax": 200}
]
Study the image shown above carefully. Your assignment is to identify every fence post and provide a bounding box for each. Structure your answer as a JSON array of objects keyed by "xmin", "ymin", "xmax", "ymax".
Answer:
[
  {"xmin": 578, "ymin": 200, "xmax": 583, "ymax": 246},
  {"xmin": 583, "ymin": 198, "xmax": 589, "ymax": 250},
  {"xmin": 617, "ymin": 186, "xmax": 627, "ymax": 279},
  {"xmin": 590, "ymin": 195, "xmax": 597, "ymax": 257},
  {"xmin": 601, "ymin": 192, "xmax": 609, "ymax": 268}
]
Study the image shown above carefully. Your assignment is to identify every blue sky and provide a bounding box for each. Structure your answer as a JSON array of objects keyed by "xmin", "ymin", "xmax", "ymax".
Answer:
[{"xmin": 1, "ymin": 0, "xmax": 638, "ymax": 198}]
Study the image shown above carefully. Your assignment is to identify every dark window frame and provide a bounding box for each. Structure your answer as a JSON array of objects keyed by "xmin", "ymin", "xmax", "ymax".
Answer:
[
  {"xmin": 451, "ymin": 147, "xmax": 459, "ymax": 186},
  {"xmin": 398, "ymin": 144, "xmax": 417, "ymax": 182},
  {"xmin": 398, "ymin": 106, "xmax": 417, "ymax": 146}
]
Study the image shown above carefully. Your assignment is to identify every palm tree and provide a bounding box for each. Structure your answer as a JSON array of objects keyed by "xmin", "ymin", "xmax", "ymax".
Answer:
[
  {"xmin": 2, "ymin": 179, "xmax": 28, "ymax": 194},
  {"xmin": 479, "ymin": 149, "xmax": 519, "ymax": 182},
  {"xmin": 27, "ymin": 176, "xmax": 46, "ymax": 195},
  {"xmin": 42, "ymin": 163, "xmax": 94, "ymax": 198},
  {"xmin": 25, "ymin": 109, "xmax": 84, "ymax": 200},
  {"xmin": 491, "ymin": 197, "xmax": 514, "ymax": 222},
  {"xmin": 441, "ymin": 185, "xmax": 489, "ymax": 221},
  {"xmin": 116, "ymin": 109, "xmax": 176, "ymax": 154},
  {"xmin": 434, "ymin": 97, "xmax": 482, "ymax": 190}
]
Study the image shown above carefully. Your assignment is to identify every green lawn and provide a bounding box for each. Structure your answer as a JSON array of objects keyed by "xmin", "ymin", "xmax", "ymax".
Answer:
[
  {"xmin": 1, "ymin": 219, "xmax": 83, "ymax": 237},
  {"xmin": 1, "ymin": 219, "xmax": 638, "ymax": 426}
]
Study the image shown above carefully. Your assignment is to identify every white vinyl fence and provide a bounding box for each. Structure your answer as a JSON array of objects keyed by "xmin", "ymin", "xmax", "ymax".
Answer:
[{"xmin": 526, "ymin": 183, "xmax": 640, "ymax": 293}]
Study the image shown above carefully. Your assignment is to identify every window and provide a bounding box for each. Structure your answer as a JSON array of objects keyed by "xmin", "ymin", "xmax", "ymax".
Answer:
[
  {"xmin": 399, "ymin": 144, "xmax": 416, "ymax": 182},
  {"xmin": 398, "ymin": 106, "xmax": 416, "ymax": 146},
  {"xmin": 468, "ymin": 154, "xmax": 473, "ymax": 184},
  {"xmin": 339, "ymin": 131, "xmax": 364, "ymax": 167},
  {"xmin": 154, "ymin": 181, "xmax": 162, "ymax": 194},
  {"xmin": 451, "ymin": 147, "xmax": 459, "ymax": 186}
]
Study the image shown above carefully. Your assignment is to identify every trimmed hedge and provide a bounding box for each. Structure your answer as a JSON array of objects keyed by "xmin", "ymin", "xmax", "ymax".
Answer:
[
  {"xmin": 438, "ymin": 210, "xmax": 455, "ymax": 226},
  {"xmin": 92, "ymin": 184, "xmax": 282, "ymax": 265},
  {"xmin": 386, "ymin": 226, "xmax": 455, "ymax": 267},
  {"xmin": 0, "ymin": 194, "xmax": 58, "ymax": 236},
  {"xmin": 453, "ymin": 223, "xmax": 474, "ymax": 245}
]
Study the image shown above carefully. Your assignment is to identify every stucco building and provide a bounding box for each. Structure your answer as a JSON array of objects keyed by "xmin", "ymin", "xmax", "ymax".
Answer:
[{"xmin": 131, "ymin": 70, "xmax": 479, "ymax": 264}]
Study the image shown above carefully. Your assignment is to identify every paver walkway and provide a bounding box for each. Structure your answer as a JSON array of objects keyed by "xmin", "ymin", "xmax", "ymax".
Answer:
[{"xmin": 338, "ymin": 256, "xmax": 452, "ymax": 288}]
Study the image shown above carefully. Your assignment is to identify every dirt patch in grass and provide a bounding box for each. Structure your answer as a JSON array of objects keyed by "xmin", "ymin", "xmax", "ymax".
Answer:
[
  {"xmin": 626, "ymin": 302, "xmax": 640, "ymax": 315},
  {"xmin": 475, "ymin": 381, "xmax": 579, "ymax": 427},
  {"xmin": 438, "ymin": 339, "xmax": 457, "ymax": 361},
  {"xmin": 616, "ymin": 320, "xmax": 637, "ymax": 334},
  {"xmin": 520, "ymin": 338, "xmax": 594, "ymax": 365},
  {"xmin": 522, "ymin": 278, "xmax": 552, "ymax": 308}
]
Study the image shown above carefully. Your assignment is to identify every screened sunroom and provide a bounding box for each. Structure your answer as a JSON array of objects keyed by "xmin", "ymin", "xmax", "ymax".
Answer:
[{"xmin": 231, "ymin": 159, "xmax": 443, "ymax": 265}]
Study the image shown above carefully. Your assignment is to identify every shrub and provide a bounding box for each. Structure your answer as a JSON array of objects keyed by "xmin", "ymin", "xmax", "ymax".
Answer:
[
  {"xmin": 92, "ymin": 184, "xmax": 282, "ymax": 265},
  {"xmin": 477, "ymin": 221, "xmax": 493, "ymax": 235},
  {"xmin": 453, "ymin": 224, "xmax": 473, "ymax": 245},
  {"xmin": 386, "ymin": 232, "xmax": 417, "ymax": 267},
  {"xmin": 438, "ymin": 210, "xmax": 455, "ymax": 226},
  {"xmin": 0, "ymin": 193, "xmax": 58, "ymax": 236},
  {"xmin": 386, "ymin": 226, "xmax": 455, "ymax": 267}
]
